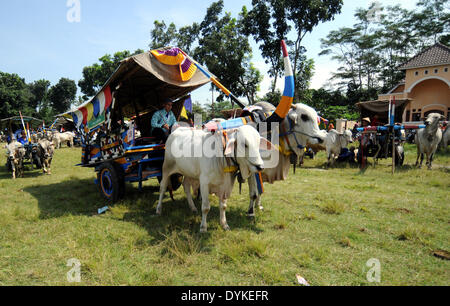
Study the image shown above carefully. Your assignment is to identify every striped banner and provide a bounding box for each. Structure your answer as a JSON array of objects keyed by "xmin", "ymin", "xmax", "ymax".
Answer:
[{"xmin": 71, "ymin": 85, "xmax": 112, "ymax": 128}]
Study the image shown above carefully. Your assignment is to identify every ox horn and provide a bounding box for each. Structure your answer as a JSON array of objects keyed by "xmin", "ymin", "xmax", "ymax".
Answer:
[{"xmin": 265, "ymin": 40, "xmax": 295, "ymax": 124}]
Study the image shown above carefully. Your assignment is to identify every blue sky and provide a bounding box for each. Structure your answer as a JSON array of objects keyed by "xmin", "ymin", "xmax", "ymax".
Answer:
[{"xmin": 0, "ymin": 0, "xmax": 418, "ymax": 105}]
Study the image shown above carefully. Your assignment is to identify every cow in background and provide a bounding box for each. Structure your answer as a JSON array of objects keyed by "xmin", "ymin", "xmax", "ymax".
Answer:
[
  {"xmin": 324, "ymin": 129, "xmax": 354, "ymax": 168},
  {"xmin": 37, "ymin": 139, "xmax": 55, "ymax": 174},
  {"xmin": 52, "ymin": 131, "xmax": 74, "ymax": 148},
  {"xmin": 415, "ymin": 113, "xmax": 445, "ymax": 169}
]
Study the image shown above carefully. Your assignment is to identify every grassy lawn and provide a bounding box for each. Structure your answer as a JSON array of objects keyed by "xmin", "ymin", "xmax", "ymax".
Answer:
[{"xmin": 0, "ymin": 142, "xmax": 449, "ymax": 286}]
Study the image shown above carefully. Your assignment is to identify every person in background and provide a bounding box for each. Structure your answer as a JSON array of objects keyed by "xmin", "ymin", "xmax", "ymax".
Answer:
[
  {"xmin": 371, "ymin": 114, "xmax": 381, "ymax": 126},
  {"xmin": 361, "ymin": 118, "xmax": 371, "ymax": 127},
  {"xmin": 151, "ymin": 98, "xmax": 178, "ymax": 143}
]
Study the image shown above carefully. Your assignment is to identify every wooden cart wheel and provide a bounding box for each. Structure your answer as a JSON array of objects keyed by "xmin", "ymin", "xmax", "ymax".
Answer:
[{"xmin": 97, "ymin": 163, "xmax": 121, "ymax": 203}]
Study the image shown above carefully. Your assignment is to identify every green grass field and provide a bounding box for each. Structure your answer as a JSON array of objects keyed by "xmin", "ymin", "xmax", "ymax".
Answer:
[{"xmin": 0, "ymin": 143, "xmax": 449, "ymax": 286}]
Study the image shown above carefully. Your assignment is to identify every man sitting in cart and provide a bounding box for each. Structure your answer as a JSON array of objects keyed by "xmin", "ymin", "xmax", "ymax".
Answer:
[
  {"xmin": 151, "ymin": 98, "xmax": 178, "ymax": 143},
  {"xmin": 17, "ymin": 130, "xmax": 28, "ymax": 145}
]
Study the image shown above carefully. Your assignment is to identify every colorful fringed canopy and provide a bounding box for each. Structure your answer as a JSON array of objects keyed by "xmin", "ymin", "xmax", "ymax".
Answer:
[{"xmin": 60, "ymin": 47, "xmax": 211, "ymax": 131}]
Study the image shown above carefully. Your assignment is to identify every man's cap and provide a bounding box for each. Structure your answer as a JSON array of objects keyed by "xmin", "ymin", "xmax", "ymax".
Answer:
[
  {"xmin": 362, "ymin": 117, "xmax": 371, "ymax": 123},
  {"xmin": 163, "ymin": 98, "xmax": 174, "ymax": 105}
]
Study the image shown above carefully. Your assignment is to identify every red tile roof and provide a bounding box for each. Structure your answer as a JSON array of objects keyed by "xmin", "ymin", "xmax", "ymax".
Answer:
[{"xmin": 398, "ymin": 43, "xmax": 450, "ymax": 70}]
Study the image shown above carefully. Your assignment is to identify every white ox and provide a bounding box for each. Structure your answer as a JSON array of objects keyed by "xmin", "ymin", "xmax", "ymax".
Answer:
[
  {"xmin": 37, "ymin": 139, "xmax": 55, "ymax": 174},
  {"xmin": 246, "ymin": 102, "xmax": 325, "ymax": 216},
  {"xmin": 156, "ymin": 125, "xmax": 268, "ymax": 232},
  {"xmin": 5, "ymin": 141, "xmax": 26, "ymax": 179},
  {"xmin": 415, "ymin": 113, "xmax": 445, "ymax": 169},
  {"xmin": 324, "ymin": 129, "xmax": 354, "ymax": 168},
  {"xmin": 52, "ymin": 131, "xmax": 75, "ymax": 149}
]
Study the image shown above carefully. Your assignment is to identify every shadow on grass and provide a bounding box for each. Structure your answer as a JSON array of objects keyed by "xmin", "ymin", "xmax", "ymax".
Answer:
[
  {"xmin": 0, "ymin": 164, "xmax": 45, "ymax": 180},
  {"xmin": 23, "ymin": 176, "xmax": 263, "ymax": 245},
  {"xmin": 122, "ymin": 185, "xmax": 265, "ymax": 245},
  {"xmin": 24, "ymin": 178, "xmax": 103, "ymax": 219}
]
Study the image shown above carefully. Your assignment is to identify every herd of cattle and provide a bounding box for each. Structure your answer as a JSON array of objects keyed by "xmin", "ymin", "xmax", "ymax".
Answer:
[{"xmin": 2, "ymin": 131, "xmax": 75, "ymax": 179}]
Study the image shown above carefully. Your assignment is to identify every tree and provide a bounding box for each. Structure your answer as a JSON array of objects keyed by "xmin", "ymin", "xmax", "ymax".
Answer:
[
  {"xmin": 0, "ymin": 72, "xmax": 33, "ymax": 119},
  {"xmin": 194, "ymin": 1, "xmax": 262, "ymax": 105},
  {"xmin": 204, "ymin": 100, "xmax": 233, "ymax": 121},
  {"xmin": 319, "ymin": 1, "xmax": 450, "ymax": 97},
  {"xmin": 244, "ymin": 0, "xmax": 343, "ymax": 101},
  {"xmin": 78, "ymin": 49, "xmax": 144, "ymax": 99},
  {"xmin": 191, "ymin": 102, "xmax": 208, "ymax": 122},
  {"xmin": 149, "ymin": 0, "xmax": 262, "ymax": 106},
  {"xmin": 413, "ymin": 0, "xmax": 450, "ymax": 48},
  {"xmin": 28, "ymin": 79, "xmax": 50, "ymax": 112},
  {"xmin": 241, "ymin": 1, "xmax": 288, "ymax": 94},
  {"xmin": 149, "ymin": 21, "xmax": 179, "ymax": 50},
  {"xmin": 259, "ymin": 89, "xmax": 282, "ymax": 106},
  {"xmin": 48, "ymin": 78, "xmax": 77, "ymax": 114},
  {"xmin": 295, "ymin": 58, "xmax": 315, "ymax": 103}
]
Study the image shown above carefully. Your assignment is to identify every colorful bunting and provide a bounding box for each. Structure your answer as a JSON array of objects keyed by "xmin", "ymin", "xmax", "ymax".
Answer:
[{"xmin": 71, "ymin": 85, "xmax": 112, "ymax": 128}]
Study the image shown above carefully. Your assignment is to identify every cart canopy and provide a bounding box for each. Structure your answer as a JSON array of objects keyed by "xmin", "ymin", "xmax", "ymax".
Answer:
[
  {"xmin": 62, "ymin": 47, "xmax": 211, "ymax": 131},
  {"xmin": 356, "ymin": 99, "xmax": 411, "ymax": 124},
  {"xmin": 1, "ymin": 116, "xmax": 44, "ymax": 131}
]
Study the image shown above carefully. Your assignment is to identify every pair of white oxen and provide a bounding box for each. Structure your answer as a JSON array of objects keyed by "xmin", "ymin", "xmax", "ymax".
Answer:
[
  {"xmin": 32, "ymin": 131, "xmax": 75, "ymax": 149},
  {"xmin": 156, "ymin": 102, "xmax": 349, "ymax": 233},
  {"xmin": 5, "ymin": 138, "xmax": 54, "ymax": 179}
]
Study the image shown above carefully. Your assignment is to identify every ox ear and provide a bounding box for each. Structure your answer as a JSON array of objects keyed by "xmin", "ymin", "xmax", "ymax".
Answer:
[
  {"xmin": 259, "ymin": 137, "xmax": 274, "ymax": 151},
  {"xmin": 440, "ymin": 115, "xmax": 446, "ymax": 121},
  {"xmin": 288, "ymin": 111, "xmax": 298, "ymax": 125}
]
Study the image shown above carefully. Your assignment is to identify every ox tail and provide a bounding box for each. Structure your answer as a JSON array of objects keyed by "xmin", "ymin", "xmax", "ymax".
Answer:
[{"xmin": 265, "ymin": 40, "xmax": 295, "ymax": 124}]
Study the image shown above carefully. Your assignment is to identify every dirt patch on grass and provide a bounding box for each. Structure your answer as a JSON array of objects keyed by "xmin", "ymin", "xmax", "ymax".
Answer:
[
  {"xmin": 393, "ymin": 208, "xmax": 412, "ymax": 214},
  {"xmin": 433, "ymin": 250, "xmax": 450, "ymax": 260}
]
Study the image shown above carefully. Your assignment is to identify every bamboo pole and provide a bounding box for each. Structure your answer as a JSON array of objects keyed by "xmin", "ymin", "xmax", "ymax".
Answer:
[{"xmin": 391, "ymin": 96, "xmax": 396, "ymax": 175}]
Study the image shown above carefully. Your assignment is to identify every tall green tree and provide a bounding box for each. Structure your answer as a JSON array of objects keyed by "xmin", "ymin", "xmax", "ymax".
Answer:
[
  {"xmin": 244, "ymin": 0, "xmax": 343, "ymax": 101},
  {"xmin": 0, "ymin": 72, "xmax": 33, "ymax": 119},
  {"xmin": 48, "ymin": 78, "xmax": 77, "ymax": 114},
  {"xmin": 149, "ymin": 21, "xmax": 179, "ymax": 50},
  {"xmin": 413, "ymin": 0, "xmax": 450, "ymax": 48},
  {"xmin": 28, "ymin": 79, "xmax": 51, "ymax": 112},
  {"xmin": 320, "ymin": 0, "xmax": 449, "ymax": 99},
  {"xmin": 149, "ymin": 0, "xmax": 262, "ymax": 105}
]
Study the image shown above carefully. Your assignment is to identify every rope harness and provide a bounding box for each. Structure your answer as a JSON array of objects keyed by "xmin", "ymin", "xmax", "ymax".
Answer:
[{"xmin": 279, "ymin": 117, "xmax": 305, "ymax": 154}]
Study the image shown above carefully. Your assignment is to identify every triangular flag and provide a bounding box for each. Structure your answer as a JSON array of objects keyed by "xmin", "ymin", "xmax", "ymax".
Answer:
[
  {"xmin": 184, "ymin": 96, "xmax": 193, "ymax": 113},
  {"xmin": 180, "ymin": 106, "xmax": 188, "ymax": 120}
]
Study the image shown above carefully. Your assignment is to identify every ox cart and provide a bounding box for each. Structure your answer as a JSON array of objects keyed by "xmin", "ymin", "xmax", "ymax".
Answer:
[
  {"xmin": 61, "ymin": 47, "xmax": 215, "ymax": 202},
  {"xmin": 1, "ymin": 116, "xmax": 44, "ymax": 171},
  {"xmin": 62, "ymin": 42, "xmax": 295, "ymax": 203},
  {"xmin": 355, "ymin": 99, "xmax": 411, "ymax": 168}
]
